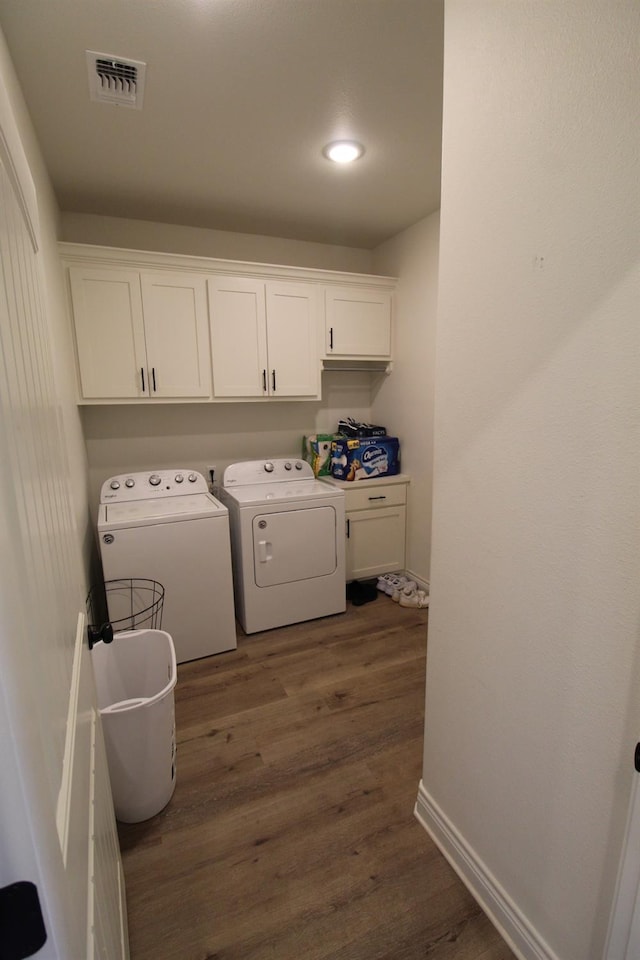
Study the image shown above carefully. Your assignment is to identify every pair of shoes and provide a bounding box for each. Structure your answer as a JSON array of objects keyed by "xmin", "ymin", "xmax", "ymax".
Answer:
[
  {"xmin": 376, "ymin": 574, "xmax": 391, "ymax": 591},
  {"xmin": 347, "ymin": 579, "xmax": 378, "ymax": 606},
  {"xmin": 377, "ymin": 574, "xmax": 403, "ymax": 595},
  {"xmin": 377, "ymin": 574, "xmax": 414, "ymax": 598},
  {"xmin": 398, "ymin": 587, "xmax": 430, "ymax": 608},
  {"xmin": 377, "ymin": 574, "xmax": 398, "ymax": 593},
  {"xmin": 391, "ymin": 579, "xmax": 417, "ymax": 601}
]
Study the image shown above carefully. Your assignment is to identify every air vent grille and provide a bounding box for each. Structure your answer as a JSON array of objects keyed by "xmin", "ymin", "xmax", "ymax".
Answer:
[{"xmin": 86, "ymin": 51, "xmax": 146, "ymax": 109}]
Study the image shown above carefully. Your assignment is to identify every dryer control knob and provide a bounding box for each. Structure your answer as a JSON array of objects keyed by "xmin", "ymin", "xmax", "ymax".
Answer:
[
  {"xmin": 264, "ymin": 462, "xmax": 274, "ymax": 473},
  {"xmin": 188, "ymin": 473, "xmax": 198, "ymax": 483},
  {"xmin": 295, "ymin": 461, "xmax": 303, "ymax": 470},
  {"xmin": 175, "ymin": 474, "xmax": 184, "ymax": 483},
  {"xmin": 284, "ymin": 461, "xmax": 292, "ymax": 470},
  {"xmin": 125, "ymin": 478, "xmax": 135, "ymax": 488},
  {"xmin": 149, "ymin": 474, "xmax": 162, "ymax": 486},
  {"xmin": 109, "ymin": 480, "xmax": 121, "ymax": 490}
]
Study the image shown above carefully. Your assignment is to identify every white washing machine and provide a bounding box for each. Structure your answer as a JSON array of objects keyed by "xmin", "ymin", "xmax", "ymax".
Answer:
[
  {"xmin": 97, "ymin": 469, "xmax": 237, "ymax": 663},
  {"xmin": 218, "ymin": 458, "xmax": 346, "ymax": 634}
]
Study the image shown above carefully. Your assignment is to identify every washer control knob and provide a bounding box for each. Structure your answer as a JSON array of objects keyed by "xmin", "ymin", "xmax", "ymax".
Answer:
[
  {"xmin": 264, "ymin": 461, "xmax": 274, "ymax": 473},
  {"xmin": 188, "ymin": 473, "xmax": 198, "ymax": 483},
  {"xmin": 284, "ymin": 461, "xmax": 292, "ymax": 470},
  {"xmin": 175, "ymin": 474, "xmax": 184, "ymax": 483},
  {"xmin": 124, "ymin": 478, "xmax": 135, "ymax": 488},
  {"xmin": 109, "ymin": 480, "xmax": 120, "ymax": 490},
  {"xmin": 149, "ymin": 474, "xmax": 162, "ymax": 486},
  {"xmin": 295, "ymin": 461, "xmax": 303, "ymax": 470}
]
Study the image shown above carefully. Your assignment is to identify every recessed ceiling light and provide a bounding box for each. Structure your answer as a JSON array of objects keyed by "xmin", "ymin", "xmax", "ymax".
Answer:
[{"xmin": 323, "ymin": 141, "xmax": 365, "ymax": 164}]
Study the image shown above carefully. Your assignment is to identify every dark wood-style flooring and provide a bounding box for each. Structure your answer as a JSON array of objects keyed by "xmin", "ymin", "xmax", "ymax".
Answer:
[{"xmin": 118, "ymin": 594, "xmax": 515, "ymax": 960}]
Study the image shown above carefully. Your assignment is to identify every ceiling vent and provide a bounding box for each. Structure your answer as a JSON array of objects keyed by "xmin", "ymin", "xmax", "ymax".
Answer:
[{"xmin": 86, "ymin": 51, "xmax": 146, "ymax": 109}]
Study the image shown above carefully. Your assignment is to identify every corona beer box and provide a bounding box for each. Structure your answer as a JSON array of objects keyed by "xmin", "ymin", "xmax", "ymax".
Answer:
[{"xmin": 330, "ymin": 436, "xmax": 400, "ymax": 481}]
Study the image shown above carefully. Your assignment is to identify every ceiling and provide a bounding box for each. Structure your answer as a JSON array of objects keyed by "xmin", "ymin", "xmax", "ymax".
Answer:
[{"xmin": 0, "ymin": 0, "xmax": 443, "ymax": 249}]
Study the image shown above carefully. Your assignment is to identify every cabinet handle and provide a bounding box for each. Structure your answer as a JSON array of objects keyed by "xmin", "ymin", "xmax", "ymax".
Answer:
[
  {"xmin": 368, "ymin": 495, "xmax": 386, "ymax": 501},
  {"xmin": 262, "ymin": 369, "xmax": 267, "ymax": 392},
  {"xmin": 140, "ymin": 367, "xmax": 145, "ymax": 393},
  {"xmin": 272, "ymin": 369, "xmax": 276, "ymax": 392},
  {"xmin": 329, "ymin": 326, "xmax": 334, "ymax": 350},
  {"xmin": 152, "ymin": 367, "xmax": 157, "ymax": 392},
  {"xmin": 346, "ymin": 518, "xmax": 350, "ymax": 538}
]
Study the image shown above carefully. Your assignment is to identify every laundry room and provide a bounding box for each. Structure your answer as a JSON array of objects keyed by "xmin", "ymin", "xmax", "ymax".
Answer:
[{"xmin": 0, "ymin": 4, "xmax": 638, "ymax": 960}]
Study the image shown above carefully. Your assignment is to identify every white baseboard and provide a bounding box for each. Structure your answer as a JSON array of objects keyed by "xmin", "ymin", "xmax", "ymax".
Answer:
[
  {"xmin": 414, "ymin": 781, "xmax": 559, "ymax": 960},
  {"xmin": 404, "ymin": 569, "xmax": 429, "ymax": 594}
]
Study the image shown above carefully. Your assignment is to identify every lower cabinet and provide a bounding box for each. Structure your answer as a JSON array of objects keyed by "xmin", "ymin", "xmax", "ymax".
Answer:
[{"xmin": 331, "ymin": 476, "xmax": 409, "ymax": 581}]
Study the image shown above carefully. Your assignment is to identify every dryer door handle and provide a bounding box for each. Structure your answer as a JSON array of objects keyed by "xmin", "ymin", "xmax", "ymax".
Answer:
[{"xmin": 257, "ymin": 540, "xmax": 273, "ymax": 563}]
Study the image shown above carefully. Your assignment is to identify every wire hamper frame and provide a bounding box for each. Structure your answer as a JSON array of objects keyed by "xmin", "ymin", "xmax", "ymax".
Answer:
[{"xmin": 86, "ymin": 578, "xmax": 164, "ymax": 647}]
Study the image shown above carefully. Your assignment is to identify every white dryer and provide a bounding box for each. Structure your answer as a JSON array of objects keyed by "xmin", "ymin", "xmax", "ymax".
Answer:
[
  {"xmin": 218, "ymin": 458, "xmax": 345, "ymax": 634},
  {"xmin": 97, "ymin": 469, "xmax": 237, "ymax": 663}
]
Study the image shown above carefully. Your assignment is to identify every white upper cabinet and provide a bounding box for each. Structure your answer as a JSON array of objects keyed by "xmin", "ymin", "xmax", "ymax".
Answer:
[
  {"xmin": 62, "ymin": 244, "xmax": 395, "ymax": 404},
  {"xmin": 139, "ymin": 273, "xmax": 211, "ymax": 398},
  {"xmin": 324, "ymin": 286, "xmax": 392, "ymax": 359},
  {"xmin": 209, "ymin": 277, "xmax": 320, "ymax": 399},
  {"xmin": 69, "ymin": 267, "xmax": 211, "ymax": 400},
  {"xmin": 208, "ymin": 277, "xmax": 267, "ymax": 397},
  {"xmin": 69, "ymin": 267, "xmax": 147, "ymax": 399},
  {"xmin": 264, "ymin": 282, "xmax": 319, "ymax": 397}
]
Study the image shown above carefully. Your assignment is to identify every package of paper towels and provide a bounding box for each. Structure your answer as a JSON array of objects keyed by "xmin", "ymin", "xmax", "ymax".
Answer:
[
  {"xmin": 330, "ymin": 436, "xmax": 400, "ymax": 481},
  {"xmin": 302, "ymin": 434, "xmax": 338, "ymax": 476}
]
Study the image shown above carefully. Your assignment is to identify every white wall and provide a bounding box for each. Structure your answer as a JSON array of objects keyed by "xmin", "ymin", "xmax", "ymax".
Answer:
[
  {"xmin": 0, "ymin": 29, "xmax": 92, "ymax": 579},
  {"xmin": 417, "ymin": 3, "xmax": 640, "ymax": 959},
  {"xmin": 372, "ymin": 212, "xmax": 439, "ymax": 585},
  {"xmin": 61, "ymin": 212, "xmax": 375, "ymax": 274},
  {"xmin": 81, "ymin": 376, "xmax": 374, "ymax": 514}
]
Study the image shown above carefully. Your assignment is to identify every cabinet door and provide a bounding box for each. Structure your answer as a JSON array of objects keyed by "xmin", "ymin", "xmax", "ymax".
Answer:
[
  {"xmin": 325, "ymin": 286, "xmax": 392, "ymax": 358},
  {"xmin": 266, "ymin": 281, "xmax": 320, "ymax": 397},
  {"xmin": 69, "ymin": 267, "xmax": 147, "ymax": 399},
  {"xmin": 345, "ymin": 505, "xmax": 406, "ymax": 580},
  {"xmin": 140, "ymin": 273, "xmax": 211, "ymax": 398},
  {"xmin": 208, "ymin": 277, "xmax": 267, "ymax": 397}
]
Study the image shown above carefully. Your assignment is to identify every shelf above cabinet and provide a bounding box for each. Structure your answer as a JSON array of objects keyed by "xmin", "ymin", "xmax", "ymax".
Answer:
[{"xmin": 321, "ymin": 358, "xmax": 392, "ymax": 374}]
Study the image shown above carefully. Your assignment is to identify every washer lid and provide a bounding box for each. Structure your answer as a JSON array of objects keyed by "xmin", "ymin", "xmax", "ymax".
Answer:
[
  {"xmin": 221, "ymin": 479, "xmax": 343, "ymax": 507},
  {"xmin": 98, "ymin": 493, "xmax": 227, "ymax": 529}
]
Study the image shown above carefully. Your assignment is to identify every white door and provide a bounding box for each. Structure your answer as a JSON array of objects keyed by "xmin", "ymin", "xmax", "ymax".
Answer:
[
  {"xmin": 140, "ymin": 272, "xmax": 212, "ymax": 398},
  {"xmin": 69, "ymin": 267, "xmax": 147, "ymax": 399},
  {"xmin": 252, "ymin": 506, "xmax": 337, "ymax": 587},
  {"xmin": 0, "ymin": 113, "xmax": 128, "ymax": 958},
  {"xmin": 324, "ymin": 285, "xmax": 392, "ymax": 358},
  {"xmin": 265, "ymin": 281, "xmax": 320, "ymax": 397},
  {"xmin": 208, "ymin": 276, "xmax": 267, "ymax": 396},
  {"xmin": 605, "ymin": 769, "xmax": 640, "ymax": 959},
  {"xmin": 345, "ymin": 505, "xmax": 407, "ymax": 581}
]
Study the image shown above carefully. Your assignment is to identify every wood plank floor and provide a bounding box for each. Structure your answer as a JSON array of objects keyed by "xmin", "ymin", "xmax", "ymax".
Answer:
[{"xmin": 118, "ymin": 594, "xmax": 515, "ymax": 960}]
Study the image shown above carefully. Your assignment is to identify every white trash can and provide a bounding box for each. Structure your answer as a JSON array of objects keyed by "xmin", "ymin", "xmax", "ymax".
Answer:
[{"xmin": 92, "ymin": 628, "xmax": 177, "ymax": 823}]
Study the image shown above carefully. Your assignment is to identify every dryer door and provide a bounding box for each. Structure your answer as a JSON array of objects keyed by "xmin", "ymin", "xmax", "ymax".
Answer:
[{"xmin": 252, "ymin": 506, "xmax": 337, "ymax": 586}]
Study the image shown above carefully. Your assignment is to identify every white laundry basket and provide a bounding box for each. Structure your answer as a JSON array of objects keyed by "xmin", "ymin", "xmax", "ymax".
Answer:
[{"xmin": 92, "ymin": 627, "xmax": 177, "ymax": 822}]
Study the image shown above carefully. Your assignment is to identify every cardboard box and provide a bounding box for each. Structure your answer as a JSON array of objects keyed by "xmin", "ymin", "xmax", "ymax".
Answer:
[{"xmin": 330, "ymin": 436, "xmax": 400, "ymax": 481}]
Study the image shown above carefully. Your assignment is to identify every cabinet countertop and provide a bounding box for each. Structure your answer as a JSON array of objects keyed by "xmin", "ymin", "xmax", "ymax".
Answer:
[{"xmin": 322, "ymin": 473, "xmax": 410, "ymax": 490}]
